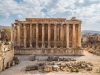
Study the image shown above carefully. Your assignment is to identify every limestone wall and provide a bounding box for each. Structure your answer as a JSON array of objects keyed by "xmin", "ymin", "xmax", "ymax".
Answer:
[
  {"xmin": 0, "ymin": 56, "xmax": 3, "ymax": 72},
  {"xmin": 3, "ymin": 50, "xmax": 14, "ymax": 69},
  {"xmin": 14, "ymin": 48, "xmax": 84, "ymax": 56},
  {"xmin": 0, "ymin": 50, "xmax": 14, "ymax": 72}
]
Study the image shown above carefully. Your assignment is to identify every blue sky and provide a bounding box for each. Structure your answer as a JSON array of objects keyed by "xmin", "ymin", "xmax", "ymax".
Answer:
[{"xmin": 0, "ymin": 0, "xmax": 100, "ymax": 30}]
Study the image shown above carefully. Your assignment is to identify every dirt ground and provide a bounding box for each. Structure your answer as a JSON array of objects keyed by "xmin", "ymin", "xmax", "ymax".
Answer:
[{"xmin": 0, "ymin": 50, "xmax": 100, "ymax": 75}]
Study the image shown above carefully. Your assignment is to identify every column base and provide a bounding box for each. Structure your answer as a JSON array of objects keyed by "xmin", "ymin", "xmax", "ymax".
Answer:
[
  {"xmin": 54, "ymin": 46, "xmax": 57, "ymax": 49},
  {"xmin": 30, "ymin": 47, "xmax": 33, "ymax": 48},
  {"xmin": 48, "ymin": 46, "xmax": 51, "ymax": 48},
  {"xmin": 24, "ymin": 46, "xmax": 26, "ymax": 48},
  {"xmin": 36, "ymin": 46, "xmax": 38, "ymax": 49},
  {"xmin": 42, "ymin": 46, "xmax": 45, "ymax": 48},
  {"xmin": 60, "ymin": 47, "xmax": 63, "ymax": 48}
]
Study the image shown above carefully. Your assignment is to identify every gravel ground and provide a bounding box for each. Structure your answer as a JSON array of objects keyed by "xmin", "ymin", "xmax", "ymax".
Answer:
[{"xmin": 0, "ymin": 51, "xmax": 100, "ymax": 75}]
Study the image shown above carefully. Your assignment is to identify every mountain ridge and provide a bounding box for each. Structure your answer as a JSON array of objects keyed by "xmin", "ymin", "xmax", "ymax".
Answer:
[{"xmin": 0, "ymin": 25, "xmax": 11, "ymax": 29}]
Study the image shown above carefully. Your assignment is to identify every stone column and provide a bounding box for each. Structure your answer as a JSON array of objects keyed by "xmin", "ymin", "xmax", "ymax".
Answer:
[
  {"xmin": 66, "ymin": 24, "xmax": 69, "ymax": 48},
  {"xmin": 14, "ymin": 26, "xmax": 16, "ymax": 46},
  {"xmin": 36, "ymin": 23, "xmax": 38, "ymax": 48},
  {"xmin": 60, "ymin": 24, "xmax": 63, "ymax": 48},
  {"xmin": 17, "ymin": 24, "xmax": 20, "ymax": 47},
  {"xmin": 42, "ymin": 24, "xmax": 45, "ymax": 48},
  {"xmin": 73, "ymin": 24, "xmax": 76, "ymax": 47},
  {"xmin": 78, "ymin": 23, "xmax": 81, "ymax": 47},
  {"xmin": 11, "ymin": 24, "xmax": 14, "ymax": 46},
  {"xmin": 48, "ymin": 24, "xmax": 51, "ymax": 48},
  {"xmin": 58, "ymin": 25, "xmax": 60, "ymax": 41},
  {"xmin": 24, "ymin": 24, "xmax": 26, "ymax": 47},
  {"xmin": 16, "ymin": 25, "xmax": 18, "ymax": 46},
  {"xmin": 54, "ymin": 24, "xmax": 57, "ymax": 48},
  {"xmin": 30, "ymin": 24, "xmax": 32, "ymax": 48}
]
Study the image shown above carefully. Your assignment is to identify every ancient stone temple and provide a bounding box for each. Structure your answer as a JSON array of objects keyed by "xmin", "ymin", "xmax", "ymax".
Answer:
[{"xmin": 11, "ymin": 17, "xmax": 83, "ymax": 55}]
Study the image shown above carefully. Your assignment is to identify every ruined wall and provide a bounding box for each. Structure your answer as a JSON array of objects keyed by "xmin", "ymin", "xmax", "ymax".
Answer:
[
  {"xmin": 0, "ymin": 41, "xmax": 14, "ymax": 72},
  {"xmin": 3, "ymin": 50, "xmax": 14, "ymax": 69},
  {"xmin": 0, "ymin": 50, "xmax": 14, "ymax": 72},
  {"xmin": 0, "ymin": 56, "xmax": 3, "ymax": 72},
  {"xmin": 82, "ymin": 34, "xmax": 100, "ymax": 55}
]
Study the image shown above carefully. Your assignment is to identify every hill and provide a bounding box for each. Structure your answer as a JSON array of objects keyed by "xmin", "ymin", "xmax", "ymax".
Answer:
[
  {"xmin": 0, "ymin": 25, "xmax": 11, "ymax": 29},
  {"xmin": 82, "ymin": 30, "xmax": 100, "ymax": 37}
]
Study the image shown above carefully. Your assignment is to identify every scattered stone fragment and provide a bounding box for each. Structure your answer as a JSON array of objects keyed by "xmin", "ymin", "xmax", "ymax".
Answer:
[
  {"xmin": 29, "ymin": 55, "xmax": 36, "ymax": 61},
  {"xmin": 25, "ymin": 65, "xmax": 38, "ymax": 71},
  {"xmin": 13, "ymin": 56, "xmax": 20, "ymax": 64}
]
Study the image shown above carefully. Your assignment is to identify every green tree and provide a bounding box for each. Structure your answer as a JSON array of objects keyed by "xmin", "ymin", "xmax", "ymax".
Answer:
[{"xmin": 1, "ymin": 28, "xmax": 11, "ymax": 41}]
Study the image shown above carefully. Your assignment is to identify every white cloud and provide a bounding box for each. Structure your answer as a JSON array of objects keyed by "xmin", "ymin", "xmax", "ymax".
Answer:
[
  {"xmin": 0, "ymin": 0, "xmax": 46, "ymax": 19},
  {"xmin": 79, "ymin": 0, "xmax": 84, "ymax": 3},
  {"xmin": 0, "ymin": 0, "xmax": 100, "ymax": 30}
]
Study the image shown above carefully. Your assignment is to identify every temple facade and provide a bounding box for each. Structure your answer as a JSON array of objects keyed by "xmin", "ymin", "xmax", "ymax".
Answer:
[{"xmin": 11, "ymin": 17, "xmax": 83, "ymax": 55}]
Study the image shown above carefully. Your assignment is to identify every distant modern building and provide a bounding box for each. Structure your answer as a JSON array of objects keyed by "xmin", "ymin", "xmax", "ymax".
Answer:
[{"xmin": 11, "ymin": 17, "xmax": 83, "ymax": 55}]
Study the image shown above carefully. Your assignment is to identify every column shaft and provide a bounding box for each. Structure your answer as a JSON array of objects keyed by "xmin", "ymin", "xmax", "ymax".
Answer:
[
  {"xmin": 24, "ymin": 24, "xmax": 26, "ymax": 47},
  {"xmin": 48, "ymin": 24, "xmax": 51, "ymax": 48},
  {"xmin": 36, "ymin": 24, "xmax": 38, "ymax": 48},
  {"xmin": 14, "ymin": 26, "xmax": 17, "ymax": 46},
  {"xmin": 54, "ymin": 24, "xmax": 57, "ymax": 48},
  {"xmin": 18, "ymin": 24, "xmax": 20, "ymax": 47},
  {"xmin": 73, "ymin": 24, "xmax": 76, "ymax": 47},
  {"xmin": 42, "ymin": 24, "xmax": 45, "ymax": 48},
  {"xmin": 78, "ymin": 24, "xmax": 81, "ymax": 47},
  {"xmin": 60, "ymin": 24, "xmax": 63, "ymax": 48},
  {"xmin": 66, "ymin": 24, "xmax": 69, "ymax": 48},
  {"xmin": 11, "ymin": 24, "xmax": 14, "ymax": 45},
  {"xmin": 30, "ymin": 24, "xmax": 32, "ymax": 48}
]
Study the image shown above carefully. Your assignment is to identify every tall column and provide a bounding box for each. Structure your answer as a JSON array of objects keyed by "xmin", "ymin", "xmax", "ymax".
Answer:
[
  {"xmin": 15, "ymin": 25, "xmax": 17, "ymax": 46},
  {"xmin": 54, "ymin": 24, "xmax": 57, "ymax": 48},
  {"xmin": 66, "ymin": 24, "xmax": 69, "ymax": 48},
  {"xmin": 36, "ymin": 24, "xmax": 38, "ymax": 48},
  {"xmin": 60, "ymin": 24, "xmax": 63, "ymax": 48},
  {"xmin": 78, "ymin": 23, "xmax": 81, "ymax": 47},
  {"xmin": 14, "ymin": 26, "xmax": 16, "ymax": 46},
  {"xmin": 11, "ymin": 24, "xmax": 14, "ymax": 46},
  {"xmin": 58, "ymin": 25, "xmax": 60, "ymax": 41},
  {"xmin": 24, "ymin": 24, "xmax": 26, "ymax": 47},
  {"xmin": 30, "ymin": 24, "xmax": 32, "ymax": 48},
  {"xmin": 73, "ymin": 24, "xmax": 76, "ymax": 47},
  {"xmin": 48, "ymin": 24, "xmax": 51, "ymax": 48},
  {"xmin": 42, "ymin": 24, "xmax": 45, "ymax": 48},
  {"xmin": 17, "ymin": 24, "xmax": 20, "ymax": 47}
]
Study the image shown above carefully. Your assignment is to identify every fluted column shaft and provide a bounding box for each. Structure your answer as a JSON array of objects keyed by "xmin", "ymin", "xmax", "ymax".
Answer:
[
  {"xmin": 36, "ymin": 24, "xmax": 38, "ymax": 48},
  {"xmin": 24, "ymin": 24, "xmax": 26, "ymax": 47},
  {"xmin": 54, "ymin": 24, "xmax": 57, "ymax": 48},
  {"xmin": 48, "ymin": 24, "xmax": 51, "ymax": 48},
  {"xmin": 30, "ymin": 24, "xmax": 32, "ymax": 48},
  {"xmin": 66, "ymin": 24, "xmax": 69, "ymax": 48},
  {"xmin": 42, "ymin": 24, "xmax": 45, "ymax": 48}
]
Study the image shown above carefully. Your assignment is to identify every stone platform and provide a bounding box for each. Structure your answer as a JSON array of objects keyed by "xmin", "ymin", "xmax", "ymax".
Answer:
[{"xmin": 14, "ymin": 48, "xmax": 84, "ymax": 56}]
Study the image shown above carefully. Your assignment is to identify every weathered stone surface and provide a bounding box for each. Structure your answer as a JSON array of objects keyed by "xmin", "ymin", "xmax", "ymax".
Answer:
[
  {"xmin": 82, "ymin": 34, "xmax": 100, "ymax": 55},
  {"xmin": 29, "ymin": 55, "xmax": 36, "ymax": 61},
  {"xmin": 25, "ymin": 65, "xmax": 38, "ymax": 71},
  {"xmin": 12, "ymin": 17, "xmax": 82, "ymax": 55},
  {"xmin": 43, "ymin": 65, "xmax": 52, "ymax": 72},
  {"xmin": 0, "ymin": 41, "xmax": 14, "ymax": 72},
  {"xmin": 13, "ymin": 56, "xmax": 20, "ymax": 64}
]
